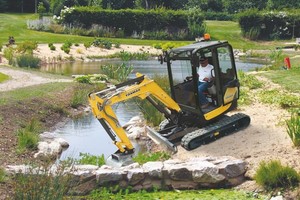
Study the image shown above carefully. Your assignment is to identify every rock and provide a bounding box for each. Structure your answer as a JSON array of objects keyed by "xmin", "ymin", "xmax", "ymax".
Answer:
[{"xmin": 6, "ymin": 156, "xmax": 248, "ymax": 195}]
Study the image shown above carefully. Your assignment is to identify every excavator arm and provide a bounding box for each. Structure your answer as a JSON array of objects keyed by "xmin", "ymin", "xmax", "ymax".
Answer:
[{"xmin": 88, "ymin": 73, "xmax": 182, "ymax": 155}]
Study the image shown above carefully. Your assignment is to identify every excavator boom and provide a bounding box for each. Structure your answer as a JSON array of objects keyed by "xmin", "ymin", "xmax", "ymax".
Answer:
[{"xmin": 88, "ymin": 73, "xmax": 182, "ymax": 156}]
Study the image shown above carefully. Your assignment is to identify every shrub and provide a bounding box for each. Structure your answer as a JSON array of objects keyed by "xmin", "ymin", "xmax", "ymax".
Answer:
[
  {"xmin": 84, "ymin": 41, "xmax": 92, "ymax": 49},
  {"xmin": 254, "ymin": 160, "xmax": 300, "ymax": 190},
  {"xmin": 17, "ymin": 41, "xmax": 38, "ymax": 54},
  {"xmin": 3, "ymin": 46, "xmax": 15, "ymax": 65},
  {"xmin": 16, "ymin": 54, "xmax": 41, "ymax": 68},
  {"xmin": 286, "ymin": 110, "xmax": 300, "ymax": 146}
]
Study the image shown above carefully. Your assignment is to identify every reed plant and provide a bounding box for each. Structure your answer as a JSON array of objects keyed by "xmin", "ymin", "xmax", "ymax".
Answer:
[
  {"xmin": 254, "ymin": 160, "xmax": 300, "ymax": 190},
  {"xmin": 13, "ymin": 160, "xmax": 74, "ymax": 200},
  {"xmin": 100, "ymin": 62, "xmax": 133, "ymax": 82},
  {"xmin": 286, "ymin": 110, "xmax": 300, "ymax": 146},
  {"xmin": 16, "ymin": 118, "xmax": 41, "ymax": 153}
]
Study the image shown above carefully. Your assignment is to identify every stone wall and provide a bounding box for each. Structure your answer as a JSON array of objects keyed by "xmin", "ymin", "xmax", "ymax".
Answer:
[{"xmin": 6, "ymin": 156, "xmax": 247, "ymax": 195}]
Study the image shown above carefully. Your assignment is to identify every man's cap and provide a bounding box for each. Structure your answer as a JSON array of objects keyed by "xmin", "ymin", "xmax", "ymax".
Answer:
[{"xmin": 200, "ymin": 56, "xmax": 207, "ymax": 61}]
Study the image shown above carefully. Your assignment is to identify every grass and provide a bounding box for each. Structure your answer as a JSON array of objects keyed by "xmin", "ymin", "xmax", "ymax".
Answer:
[
  {"xmin": 0, "ymin": 13, "xmax": 295, "ymax": 50},
  {"xmin": 0, "ymin": 13, "xmax": 184, "ymax": 47},
  {"xmin": 259, "ymin": 67, "xmax": 300, "ymax": 93},
  {"xmin": 255, "ymin": 160, "xmax": 300, "ymax": 190},
  {"xmin": 0, "ymin": 82, "xmax": 73, "ymax": 106},
  {"xmin": 88, "ymin": 188, "xmax": 265, "ymax": 200},
  {"xmin": 0, "ymin": 72, "xmax": 9, "ymax": 83},
  {"xmin": 16, "ymin": 119, "xmax": 41, "ymax": 153},
  {"xmin": 206, "ymin": 20, "xmax": 293, "ymax": 50}
]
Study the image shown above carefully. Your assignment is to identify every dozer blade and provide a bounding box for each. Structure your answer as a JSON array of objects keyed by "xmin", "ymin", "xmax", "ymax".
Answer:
[{"xmin": 146, "ymin": 126, "xmax": 178, "ymax": 153}]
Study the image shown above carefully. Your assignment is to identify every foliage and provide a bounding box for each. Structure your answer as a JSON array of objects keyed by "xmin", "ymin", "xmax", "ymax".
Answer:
[
  {"xmin": 286, "ymin": 110, "xmax": 300, "ymax": 147},
  {"xmin": 60, "ymin": 7, "xmax": 195, "ymax": 37},
  {"xmin": 238, "ymin": 70, "xmax": 263, "ymax": 89},
  {"xmin": 16, "ymin": 118, "xmax": 41, "ymax": 153},
  {"xmin": 92, "ymin": 38, "xmax": 112, "ymax": 49},
  {"xmin": 137, "ymin": 74, "xmax": 170, "ymax": 126},
  {"xmin": 49, "ymin": 43, "xmax": 56, "ymax": 51},
  {"xmin": 88, "ymin": 188, "xmax": 265, "ymax": 200},
  {"xmin": 187, "ymin": 8, "xmax": 206, "ymax": 39},
  {"xmin": 258, "ymin": 89, "xmax": 300, "ymax": 109},
  {"xmin": 61, "ymin": 41, "xmax": 72, "ymax": 54},
  {"xmin": 77, "ymin": 152, "xmax": 106, "ymax": 166},
  {"xmin": 133, "ymin": 151, "xmax": 171, "ymax": 165},
  {"xmin": 100, "ymin": 62, "xmax": 133, "ymax": 82},
  {"xmin": 0, "ymin": 72, "xmax": 9, "ymax": 83},
  {"xmin": 254, "ymin": 160, "xmax": 300, "ymax": 190},
  {"xmin": 3, "ymin": 46, "xmax": 15, "ymax": 65},
  {"xmin": 268, "ymin": 48, "xmax": 285, "ymax": 69},
  {"xmin": 238, "ymin": 10, "xmax": 300, "ymax": 40},
  {"xmin": 238, "ymin": 87, "xmax": 252, "ymax": 106},
  {"xmin": 75, "ymin": 74, "xmax": 108, "ymax": 84},
  {"xmin": 13, "ymin": 160, "xmax": 74, "ymax": 200},
  {"xmin": 70, "ymin": 84, "xmax": 90, "ymax": 108},
  {"xmin": 16, "ymin": 41, "xmax": 38, "ymax": 54},
  {"xmin": 0, "ymin": 167, "xmax": 7, "ymax": 183},
  {"xmin": 16, "ymin": 54, "xmax": 41, "ymax": 68},
  {"xmin": 116, "ymin": 51, "xmax": 150, "ymax": 61}
]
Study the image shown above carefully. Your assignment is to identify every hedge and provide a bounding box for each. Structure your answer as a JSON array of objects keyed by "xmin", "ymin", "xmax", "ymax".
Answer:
[
  {"xmin": 60, "ymin": 7, "xmax": 204, "ymax": 37},
  {"xmin": 238, "ymin": 9, "xmax": 300, "ymax": 40}
]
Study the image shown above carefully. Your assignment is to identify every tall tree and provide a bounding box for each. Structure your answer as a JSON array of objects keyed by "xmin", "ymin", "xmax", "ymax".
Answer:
[{"xmin": 0, "ymin": 0, "xmax": 8, "ymax": 12}]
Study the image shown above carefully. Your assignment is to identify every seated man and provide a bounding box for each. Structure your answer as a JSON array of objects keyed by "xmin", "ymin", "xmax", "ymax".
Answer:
[{"xmin": 198, "ymin": 56, "xmax": 214, "ymax": 109}]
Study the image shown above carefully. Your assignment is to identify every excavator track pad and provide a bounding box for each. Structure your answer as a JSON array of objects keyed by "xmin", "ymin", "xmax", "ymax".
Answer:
[{"xmin": 181, "ymin": 113, "xmax": 250, "ymax": 150}]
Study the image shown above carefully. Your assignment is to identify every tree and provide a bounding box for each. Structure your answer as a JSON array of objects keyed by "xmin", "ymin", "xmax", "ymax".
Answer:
[
  {"xmin": 267, "ymin": 0, "xmax": 300, "ymax": 10},
  {"xmin": 0, "ymin": 0, "xmax": 8, "ymax": 12}
]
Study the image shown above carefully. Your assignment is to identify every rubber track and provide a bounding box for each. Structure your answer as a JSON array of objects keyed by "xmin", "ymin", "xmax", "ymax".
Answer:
[{"xmin": 181, "ymin": 113, "xmax": 250, "ymax": 150}]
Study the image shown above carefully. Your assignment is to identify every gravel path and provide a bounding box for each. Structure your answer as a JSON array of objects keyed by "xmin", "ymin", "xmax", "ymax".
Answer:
[{"xmin": 0, "ymin": 66, "xmax": 72, "ymax": 91}]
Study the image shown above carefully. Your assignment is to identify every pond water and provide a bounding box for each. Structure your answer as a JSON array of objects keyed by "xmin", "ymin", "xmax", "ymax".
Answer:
[{"xmin": 49, "ymin": 59, "xmax": 263, "ymax": 161}]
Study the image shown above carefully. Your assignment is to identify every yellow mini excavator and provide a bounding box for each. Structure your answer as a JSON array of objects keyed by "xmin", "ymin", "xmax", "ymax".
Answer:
[{"xmin": 88, "ymin": 38, "xmax": 250, "ymax": 166}]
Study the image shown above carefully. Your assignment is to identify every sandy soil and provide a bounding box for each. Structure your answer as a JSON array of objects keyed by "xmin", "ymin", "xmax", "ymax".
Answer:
[
  {"xmin": 33, "ymin": 43, "xmax": 162, "ymax": 62},
  {"xmin": 1, "ymin": 44, "xmax": 300, "ymax": 196}
]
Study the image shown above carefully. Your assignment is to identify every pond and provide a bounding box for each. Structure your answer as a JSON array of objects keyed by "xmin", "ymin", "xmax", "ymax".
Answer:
[{"xmin": 48, "ymin": 59, "xmax": 263, "ymax": 161}]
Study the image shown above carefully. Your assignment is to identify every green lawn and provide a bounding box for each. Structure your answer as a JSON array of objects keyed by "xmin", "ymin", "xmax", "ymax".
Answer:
[
  {"xmin": 0, "ymin": 72, "xmax": 9, "ymax": 83},
  {"xmin": 260, "ymin": 68, "xmax": 300, "ymax": 93},
  {"xmin": 206, "ymin": 20, "xmax": 293, "ymax": 50},
  {"xmin": 0, "ymin": 13, "xmax": 294, "ymax": 50}
]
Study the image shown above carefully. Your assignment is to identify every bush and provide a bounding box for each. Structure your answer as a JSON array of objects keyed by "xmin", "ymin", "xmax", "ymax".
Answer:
[
  {"xmin": 255, "ymin": 160, "xmax": 300, "ymax": 190},
  {"xmin": 17, "ymin": 41, "xmax": 38, "ymax": 54},
  {"xmin": 238, "ymin": 70, "xmax": 263, "ymax": 89},
  {"xmin": 16, "ymin": 54, "xmax": 41, "ymax": 68},
  {"xmin": 286, "ymin": 110, "xmax": 300, "ymax": 146}
]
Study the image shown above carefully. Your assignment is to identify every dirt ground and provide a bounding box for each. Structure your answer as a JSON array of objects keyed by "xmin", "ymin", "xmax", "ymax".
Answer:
[{"xmin": 1, "ymin": 51, "xmax": 300, "ymax": 198}]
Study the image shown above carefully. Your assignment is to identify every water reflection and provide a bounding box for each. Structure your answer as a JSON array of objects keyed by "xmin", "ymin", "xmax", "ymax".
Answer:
[{"xmin": 41, "ymin": 59, "xmax": 263, "ymax": 77}]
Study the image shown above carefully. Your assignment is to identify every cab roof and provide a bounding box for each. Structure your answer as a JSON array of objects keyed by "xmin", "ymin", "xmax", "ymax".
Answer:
[{"xmin": 169, "ymin": 40, "xmax": 228, "ymax": 54}]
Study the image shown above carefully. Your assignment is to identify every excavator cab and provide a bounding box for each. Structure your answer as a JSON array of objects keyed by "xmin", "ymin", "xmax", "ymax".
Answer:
[{"xmin": 164, "ymin": 41, "xmax": 239, "ymax": 118}]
